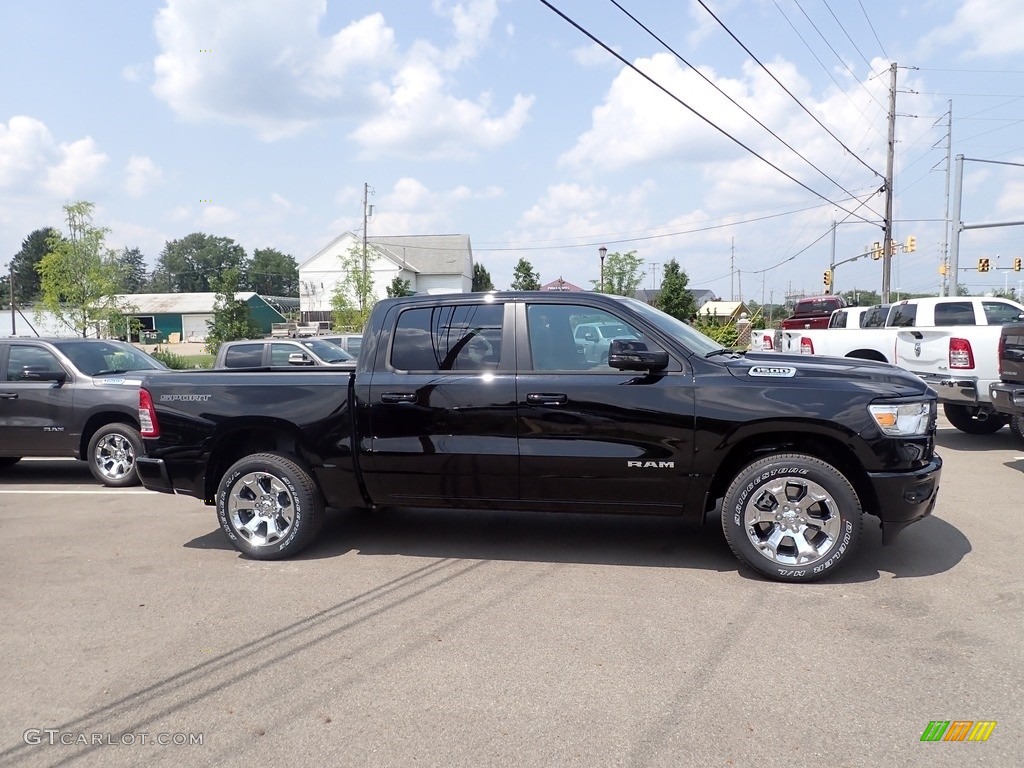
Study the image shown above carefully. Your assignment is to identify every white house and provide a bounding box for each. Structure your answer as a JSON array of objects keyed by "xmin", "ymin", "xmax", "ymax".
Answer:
[{"xmin": 298, "ymin": 232, "xmax": 474, "ymax": 324}]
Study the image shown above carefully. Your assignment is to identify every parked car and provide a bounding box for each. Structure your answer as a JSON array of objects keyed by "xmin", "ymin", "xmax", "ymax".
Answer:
[
  {"xmin": 136, "ymin": 291, "xmax": 942, "ymax": 583},
  {"xmin": 0, "ymin": 338, "xmax": 167, "ymax": 486},
  {"xmin": 318, "ymin": 334, "xmax": 363, "ymax": 359},
  {"xmin": 214, "ymin": 339, "xmax": 356, "ymax": 369},
  {"xmin": 988, "ymin": 316, "xmax": 1024, "ymax": 445},
  {"xmin": 572, "ymin": 322, "xmax": 640, "ymax": 363}
]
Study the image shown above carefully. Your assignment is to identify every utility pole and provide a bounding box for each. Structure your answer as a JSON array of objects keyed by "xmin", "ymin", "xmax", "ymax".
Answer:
[
  {"xmin": 648, "ymin": 262, "xmax": 659, "ymax": 290},
  {"xmin": 730, "ymin": 238, "xmax": 735, "ymax": 301},
  {"xmin": 361, "ymin": 182, "xmax": 373, "ymax": 311},
  {"xmin": 881, "ymin": 61, "xmax": 898, "ymax": 303},
  {"xmin": 949, "ymin": 154, "xmax": 964, "ymax": 291},
  {"xmin": 8, "ymin": 263, "xmax": 14, "ymax": 336},
  {"xmin": 940, "ymin": 100, "xmax": 953, "ymax": 296}
]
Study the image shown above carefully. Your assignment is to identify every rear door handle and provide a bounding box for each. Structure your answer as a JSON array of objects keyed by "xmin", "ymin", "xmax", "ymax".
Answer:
[
  {"xmin": 0, "ymin": 392, "xmax": 17, "ymax": 400},
  {"xmin": 527, "ymin": 393, "xmax": 567, "ymax": 405},
  {"xmin": 380, "ymin": 392, "xmax": 417, "ymax": 404}
]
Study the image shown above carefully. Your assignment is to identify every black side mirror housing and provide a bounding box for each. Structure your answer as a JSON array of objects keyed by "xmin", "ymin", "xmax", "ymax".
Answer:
[
  {"xmin": 21, "ymin": 365, "xmax": 67, "ymax": 384},
  {"xmin": 607, "ymin": 340, "xmax": 668, "ymax": 372}
]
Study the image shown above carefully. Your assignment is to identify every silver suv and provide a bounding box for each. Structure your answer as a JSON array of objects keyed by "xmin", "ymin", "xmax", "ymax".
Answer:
[{"xmin": 573, "ymin": 322, "xmax": 639, "ymax": 364}]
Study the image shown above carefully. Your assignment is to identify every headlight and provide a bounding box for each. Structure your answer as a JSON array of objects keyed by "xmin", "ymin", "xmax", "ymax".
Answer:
[{"xmin": 868, "ymin": 402, "xmax": 933, "ymax": 436}]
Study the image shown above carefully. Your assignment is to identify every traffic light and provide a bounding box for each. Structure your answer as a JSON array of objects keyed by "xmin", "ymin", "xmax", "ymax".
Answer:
[
  {"xmin": 905, "ymin": 235, "xmax": 917, "ymax": 253},
  {"xmin": 978, "ymin": 258, "xmax": 990, "ymax": 273},
  {"xmin": 1015, "ymin": 257, "xmax": 1022, "ymax": 272},
  {"xmin": 823, "ymin": 269, "xmax": 832, "ymax": 288},
  {"xmin": 872, "ymin": 241, "xmax": 882, "ymax": 260},
  {"xmin": 938, "ymin": 263, "xmax": 947, "ymax": 276},
  {"xmin": 889, "ymin": 239, "xmax": 898, "ymax": 256}
]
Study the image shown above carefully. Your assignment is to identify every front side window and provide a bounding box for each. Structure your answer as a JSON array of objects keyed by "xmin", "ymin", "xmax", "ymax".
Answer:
[
  {"xmin": 391, "ymin": 303, "xmax": 503, "ymax": 372},
  {"xmin": 982, "ymin": 301, "xmax": 1024, "ymax": 325},
  {"xmin": 527, "ymin": 304, "xmax": 657, "ymax": 371}
]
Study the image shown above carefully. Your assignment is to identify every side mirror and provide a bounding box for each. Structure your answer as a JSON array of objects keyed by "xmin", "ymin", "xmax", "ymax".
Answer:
[
  {"xmin": 21, "ymin": 365, "xmax": 67, "ymax": 384},
  {"xmin": 607, "ymin": 340, "xmax": 668, "ymax": 372},
  {"xmin": 287, "ymin": 352, "xmax": 314, "ymax": 366}
]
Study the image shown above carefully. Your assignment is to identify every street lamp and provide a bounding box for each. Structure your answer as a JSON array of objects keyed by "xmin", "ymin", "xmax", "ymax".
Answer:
[{"xmin": 598, "ymin": 245, "xmax": 607, "ymax": 292}]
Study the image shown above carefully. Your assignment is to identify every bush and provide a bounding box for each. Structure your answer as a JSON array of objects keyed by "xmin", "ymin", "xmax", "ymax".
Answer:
[{"xmin": 149, "ymin": 348, "xmax": 193, "ymax": 369}]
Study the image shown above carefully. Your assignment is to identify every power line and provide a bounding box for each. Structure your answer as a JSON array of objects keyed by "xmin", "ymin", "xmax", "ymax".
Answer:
[
  {"xmin": 536, "ymin": 0, "xmax": 879, "ymax": 226},
  {"xmin": 605, "ymin": 0, "xmax": 881, "ymax": 217},
  {"xmin": 694, "ymin": 0, "xmax": 885, "ymax": 176},
  {"xmin": 857, "ymin": 0, "xmax": 889, "ymax": 61},
  {"xmin": 821, "ymin": 0, "xmax": 874, "ymax": 71}
]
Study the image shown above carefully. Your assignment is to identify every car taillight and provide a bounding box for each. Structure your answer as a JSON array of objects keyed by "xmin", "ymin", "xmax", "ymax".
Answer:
[
  {"xmin": 949, "ymin": 337, "xmax": 974, "ymax": 369},
  {"xmin": 763, "ymin": 333, "xmax": 773, "ymax": 351},
  {"xmin": 998, "ymin": 333, "xmax": 1006, "ymax": 376},
  {"xmin": 139, "ymin": 387, "xmax": 160, "ymax": 438},
  {"xmin": 800, "ymin": 337, "xmax": 814, "ymax": 355}
]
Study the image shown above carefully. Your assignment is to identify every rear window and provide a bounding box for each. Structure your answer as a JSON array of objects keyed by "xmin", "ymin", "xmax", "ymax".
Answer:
[{"xmin": 222, "ymin": 343, "xmax": 264, "ymax": 367}]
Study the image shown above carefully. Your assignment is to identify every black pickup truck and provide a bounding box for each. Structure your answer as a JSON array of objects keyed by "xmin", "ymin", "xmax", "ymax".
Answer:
[
  {"xmin": 989, "ymin": 319, "xmax": 1024, "ymax": 445},
  {"xmin": 137, "ymin": 292, "xmax": 943, "ymax": 582},
  {"xmin": 0, "ymin": 338, "xmax": 166, "ymax": 485}
]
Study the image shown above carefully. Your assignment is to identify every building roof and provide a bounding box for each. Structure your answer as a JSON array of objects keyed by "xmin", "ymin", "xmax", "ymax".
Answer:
[
  {"xmin": 370, "ymin": 234, "xmax": 472, "ymax": 276},
  {"xmin": 116, "ymin": 292, "xmax": 260, "ymax": 314},
  {"xmin": 541, "ymin": 278, "xmax": 586, "ymax": 292},
  {"xmin": 699, "ymin": 300, "xmax": 750, "ymax": 318}
]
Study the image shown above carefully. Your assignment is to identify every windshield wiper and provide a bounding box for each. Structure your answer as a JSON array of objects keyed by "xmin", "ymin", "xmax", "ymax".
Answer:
[
  {"xmin": 93, "ymin": 368, "xmax": 130, "ymax": 376},
  {"xmin": 704, "ymin": 348, "xmax": 740, "ymax": 359}
]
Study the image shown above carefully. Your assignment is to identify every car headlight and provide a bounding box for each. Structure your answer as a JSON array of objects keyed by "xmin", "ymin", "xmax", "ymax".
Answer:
[{"xmin": 868, "ymin": 402, "xmax": 934, "ymax": 436}]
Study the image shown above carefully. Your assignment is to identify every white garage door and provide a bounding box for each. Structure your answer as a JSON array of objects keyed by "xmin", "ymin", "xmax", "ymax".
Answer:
[{"xmin": 181, "ymin": 314, "xmax": 214, "ymax": 342}]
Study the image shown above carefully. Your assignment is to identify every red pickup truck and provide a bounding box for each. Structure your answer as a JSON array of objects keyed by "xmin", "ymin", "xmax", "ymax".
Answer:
[{"xmin": 780, "ymin": 295, "xmax": 847, "ymax": 330}]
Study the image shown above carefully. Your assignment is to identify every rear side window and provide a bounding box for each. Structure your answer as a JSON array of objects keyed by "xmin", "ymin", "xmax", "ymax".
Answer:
[
  {"xmin": 933, "ymin": 301, "xmax": 976, "ymax": 326},
  {"xmin": 391, "ymin": 304, "xmax": 503, "ymax": 372},
  {"xmin": 222, "ymin": 343, "xmax": 264, "ymax": 368},
  {"xmin": 982, "ymin": 301, "xmax": 1024, "ymax": 325}
]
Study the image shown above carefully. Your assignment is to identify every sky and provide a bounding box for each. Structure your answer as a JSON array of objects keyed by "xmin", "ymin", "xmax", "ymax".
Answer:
[{"xmin": 1, "ymin": 0, "xmax": 1023, "ymax": 305}]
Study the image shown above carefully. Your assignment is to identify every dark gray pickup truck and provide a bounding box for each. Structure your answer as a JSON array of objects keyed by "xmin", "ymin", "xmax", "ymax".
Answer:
[
  {"xmin": 989, "ymin": 319, "xmax": 1024, "ymax": 445},
  {"xmin": 0, "ymin": 338, "xmax": 166, "ymax": 486}
]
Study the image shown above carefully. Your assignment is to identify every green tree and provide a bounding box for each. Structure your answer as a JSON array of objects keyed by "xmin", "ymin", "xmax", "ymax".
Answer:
[
  {"xmin": 510, "ymin": 257, "xmax": 541, "ymax": 290},
  {"xmin": 472, "ymin": 262, "xmax": 495, "ymax": 291},
  {"xmin": 204, "ymin": 266, "xmax": 260, "ymax": 355},
  {"xmin": 331, "ymin": 243, "xmax": 377, "ymax": 331},
  {"xmin": 151, "ymin": 233, "xmax": 249, "ymax": 293},
  {"xmin": 10, "ymin": 227, "xmax": 58, "ymax": 306},
  {"xmin": 693, "ymin": 310, "xmax": 739, "ymax": 347},
  {"xmin": 657, "ymin": 259, "xmax": 697, "ymax": 321},
  {"xmin": 249, "ymin": 247, "xmax": 299, "ymax": 296},
  {"xmin": 386, "ymin": 276, "xmax": 414, "ymax": 297},
  {"xmin": 593, "ymin": 250, "xmax": 644, "ymax": 296},
  {"xmin": 37, "ymin": 202, "xmax": 137, "ymax": 338},
  {"xmin": 115, "ymin": 247, "xmax": 149, "ymax": 293}
]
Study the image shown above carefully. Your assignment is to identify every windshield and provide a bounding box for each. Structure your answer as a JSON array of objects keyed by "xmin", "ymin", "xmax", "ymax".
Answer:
[
  {"xmin": 616, "ymin": 296, "xmax": 723, "ymax": 356},
  {"xmin": 301, "ymin": 339, "xmax": 353, "ymax": 363},
  {"xmin": 51, "ymin": 340, "xmax": 166, "ymax": 375}
]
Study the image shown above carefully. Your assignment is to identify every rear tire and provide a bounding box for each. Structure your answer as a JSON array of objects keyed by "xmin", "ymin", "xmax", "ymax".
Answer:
[
  {"xmin": 721, "ymin": 453, "xmax": 862, "ymax": 582},
  {"xmin": 87, "ymin": 423, "xmax": 142, "ymax": 487},
  {"xmin": 942, "ymin": 403, "xmax": 1007, "ymax": 435},
  {"xmin": 216, "ymin": 452, "xmax": 325, "ymax": 560},
  {"xmin": 1010, "ymin": 415, "xmax": 1024, "ymax": 447}
]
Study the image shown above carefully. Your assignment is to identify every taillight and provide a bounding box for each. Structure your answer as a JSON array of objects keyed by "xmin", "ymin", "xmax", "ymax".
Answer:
[
  {"xmin": 998, "ymin": 333, "xmax": 1006, "ymax": 376},
  {"xmin": 139, "ymin": 387, "xmax": 160, "ymax": 438},
  {"xmin": 949, "ymin": 338, "xmax": 974, "ymax": 369},
  {"xmin": 763, "ymin": 333, "xmax": 773, "ymax": 351},
  {"xmin": 800, "ymin": 337, "xmax": 814, "ymax": 355}
]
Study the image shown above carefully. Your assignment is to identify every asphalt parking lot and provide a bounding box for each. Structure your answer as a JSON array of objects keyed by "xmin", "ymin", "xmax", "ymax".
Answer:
[{"xmin": 1, "ymin": 419, "xmax": 1021, "ymax": 768}]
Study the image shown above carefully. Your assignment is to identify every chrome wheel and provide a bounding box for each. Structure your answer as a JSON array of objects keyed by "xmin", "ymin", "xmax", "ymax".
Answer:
[
  {"xmin": 742, "ymin": 476, "xmax": 843, "ymax": 567},
  {"xmin": 93, "ymin": 432, "xmax": 136, "ymax": 482},
  {"xmin": 227, "ymin": 471, "xmax": 297, "ymax": 548}
]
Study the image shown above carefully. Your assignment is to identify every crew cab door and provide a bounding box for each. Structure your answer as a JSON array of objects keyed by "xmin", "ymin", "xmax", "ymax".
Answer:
[
  {"xmin": 515, "ymin": 300, "xmax": 694, "ymax": 512},
  {"xmin": 0, "ymin": 343, "xmax": 75, "ymax": 455},
  {"xmin": 361, "ymin": 299, "xmax": 519, "ymax": 505}
]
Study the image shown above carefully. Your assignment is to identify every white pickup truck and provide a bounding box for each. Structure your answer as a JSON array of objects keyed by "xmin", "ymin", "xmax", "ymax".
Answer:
[{"xmin": 771, "ymin": 296, "xmax": 1024, "ymax": 433}]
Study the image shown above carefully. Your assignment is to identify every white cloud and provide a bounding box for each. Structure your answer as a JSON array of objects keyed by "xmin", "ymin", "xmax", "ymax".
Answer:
[
  {"xmin": 572, "ymin": 43, "xmax": 619, "ymax": 69},
  {"xmin": 995, "ymin": 179, "xmax": 1024, "ymax": 216},
  {"xmin": 0, "ymin": 116, "xmax": 109, "ymax": 197},
  {"xmin": 197, "ymin": 204, "xmax": 239, "ymax": 228},
  {"xmin": 150, "ymin": 0, "xmax": 530, "ymax": 152},
  {"xmin": 124, "ymin": 155, "xmax": 164, "ymax": 197},
  {"xmin": 121, "ymin": 63, "xmax": 145, "ymax": 83},
  {"xmin": 920, "ymin": 0, "xmax": 1024, "ymax": 59},
  {"xmin": 0, "ymin": 116, "xmax": 52, "ymax": 188}
]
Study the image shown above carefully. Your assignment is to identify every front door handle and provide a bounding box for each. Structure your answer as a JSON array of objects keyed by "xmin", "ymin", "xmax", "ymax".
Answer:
[
  {"xmin": 0, "ymin": 392, "xmax": 17, "ymax": 400},
  {"xmin": 526, "ymin": 393, "xmax": 567, "ymax": 406},
  {"xmin": 380, "ymin": 392, "xmax": 417, "ymax": 404}
]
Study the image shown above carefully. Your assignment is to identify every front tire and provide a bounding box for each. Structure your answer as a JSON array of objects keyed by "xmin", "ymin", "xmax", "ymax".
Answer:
[
  {"xmin": 87, "ymin": 423, "xmax": 142, "ymax": 487},
  {"xmin": 216, "ymin": 452, "xmax": 325, "ymax": 560},
  {"xmin": 943, "ymin": 403, "xmax": 1007, "ymax": 434},
  {"xmin": 721, "ymin": 453, "xmax": 862, "ymax": 582}
]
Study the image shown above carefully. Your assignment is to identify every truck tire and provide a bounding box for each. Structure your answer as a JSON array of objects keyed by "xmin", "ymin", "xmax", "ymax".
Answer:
[
  {"xmin": 942, "ymin": 403, "xmax": 1007, "ymax": 434},
  {"xmin": 0, "ymin": 457, "xmax": 22, "ymax": 469},
  {"xmin": 216, "ymin": 452, "xmax": 325, "ymax": 560},
  {"xmin": 1010, "ymin": 415, "xmax": 1024, "ymax": 447},
  {"xmin": 721, "ymin": 453, "xmax": 862, "ymax": 582},
  {"xmin": 87, "ymin": 423, "xmax": 143, "ymax": 487}
]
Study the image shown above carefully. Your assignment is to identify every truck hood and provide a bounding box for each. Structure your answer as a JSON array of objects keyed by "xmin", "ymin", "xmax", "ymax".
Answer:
[{"xmin": 727, "ymin": 351, "xmax": 932, "ymax": 398}]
